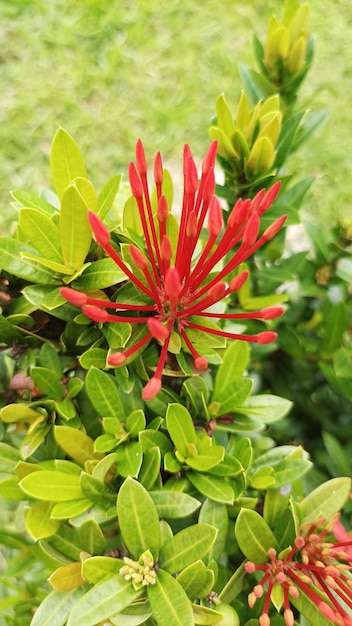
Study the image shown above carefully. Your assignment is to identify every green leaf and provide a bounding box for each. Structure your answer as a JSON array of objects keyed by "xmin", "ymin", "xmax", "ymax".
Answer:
[
  {"xmin": 49, "ymin": 562, "xmax": 86, "ymax": 591},
  {"xmin": 51, "ymin": 498, "xmax": 92, "ymax": 520},
  {"xmin": 188, "ymin": 472, "xmax": 234, "ymax": 505},
  {"xmin": 59, "ymin": 183, "xmax": 92, "ymax": 270},
  {"xmin": 67, "ymin": 575, "xmax": 141, "ymax": 626},
  {"xmin": 73, "ymin": 257, "xmax": 126, "ymax": 289},
  {"xmin": 159, "ymin": 524, "xmax": 217, "ymax": 574},
  {"xmin": 291, "ymin": 588, "xmax": 334, "ymax": 626},
  {"xmin": 20, "ymin": 470, "xmax": 84, "ymax": 501},
  {"xmin": 149, "ymin": 491, "xmax": 201, "ymax": 519},
  {"xmin": 117, "ymin": 477, "xmax": 160, "ymax": 560},
  {"xmin": 31, "ymin": 587, "xmax": 89, "ymax": 626},
  {"xmin": 80, "ymin": 472, "xmax": 116, "ymax": 508},
  {"xmin": 321, "ymin": 301, "xmax": 349, "ymax": 354},
  {"xmin": 18, "ymin": 207, "xmax": 63, "ymax": 263},
  {"xmin": 138, "ymin": 447, "xmax": 161, "ymax": 490},
  {"xmin": 115, "ymin": 441, "xmax": 143, "ymax": 478},
  {"xmin": 0, "ymin": 237, "xmax": 59, "ymax": 284},
  {"xmin": 235, "ymin": 509, "xmax": 278, "ymax": 563},
  {"xmin": 236, "ymin": 394, "xmax": 293, "ymax": 423},
  {"xmin": 213, "ymin": 341, "xmax": 249, "ymax": 397},
  {"xmin": 199, "ymin": 499, "xmax": 228, "ymax": 561},
  {"xmin": 148, "ymin": 568, "xmax": 193, "ymax": 626},
  {"xmin": 218, "ymin": 562, "xmax": 246, "ymax": 604},
  {"xmin": 238, "ymin": 63, "xmax": 276, "ymax": 103},
  {"xmin": 272, "ymin": 458, "xmax": 312, "ymax": 487},
  {"xmin": 0, "ymin": 404, "xmax": 42, "ymax": 424},
  {"xmin": 0, "ymin": 442, "xmax": 21, "ymax": 473},
  {"xmin": 165, "ymin": 404, "xmax": 197, "ymax": 458},
  {"xmin": 11, "ymin": 188, "xmax": 58, "ymax": 215},
  {"xmin": 177, "ymin": 560, "xmax": 214, "ymax": 599},
  {"xmin": 79, "ymin": 519, "xmax": 106, "ymax": 555},
  {"xmin": 97, "ymin": 174, "xmax": 122, "ymax": 218},
  {"xmin": 54, "ymin": 426, "xmax": 100, "ymax": 466},
  {"xmin": 50, "ymin": 128, "xmax": 87, "ymax": 199},
  {"xmin": 25, "ymin": 501, "xmax": 61, "ymax": 539},
  {"xmin": 85, "ymin": 366, "xmax": 125, "ymax": 419},
  {"xmin": 82, "ymin": 555, "xmax": 124, "ymax": 584},
  {"xmin": 31, "ymin": 367, "xmax": 64, "ymax": 400},
  {"xmin": 79, "ymin": 348, "xmax": 108, "ymax": 370},
  {"xmin": 186, "ymin": 446, "xmax": 224, "ymax": 472},
  {"xmin": 211, "ymin": 378, "xmax": 252, "ymax": 417},
  {"xmin": 192, "ymin": 604, "xmax": 225, "ymax": 625},
  {"xmin": 300, "ymin": 477, "xmax": 351, "ymax": 522},
  {"xmin": 0, "ymin": 314, "xmax": 24, "ymax": 343}
]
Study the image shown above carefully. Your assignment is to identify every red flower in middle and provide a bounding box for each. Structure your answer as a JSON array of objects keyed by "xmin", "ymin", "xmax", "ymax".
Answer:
[{"xmin": 61, "ymin": 140, "xmax": 286, "ymax": 400}]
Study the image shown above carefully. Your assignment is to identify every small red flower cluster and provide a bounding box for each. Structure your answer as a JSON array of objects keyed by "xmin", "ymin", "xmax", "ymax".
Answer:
[
  {"xmin": 61, "ymin": 140, "xmax": 286, "ymax": 400},
  {"xmin": 245, "ymin": 514, "xmax": 352, "ymax": 626}
]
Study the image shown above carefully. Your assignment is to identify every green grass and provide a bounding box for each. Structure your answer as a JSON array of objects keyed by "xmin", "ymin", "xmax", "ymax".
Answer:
[{"xmin": 0, "ymin": 0, "xmax": 351, "ymax": 233}]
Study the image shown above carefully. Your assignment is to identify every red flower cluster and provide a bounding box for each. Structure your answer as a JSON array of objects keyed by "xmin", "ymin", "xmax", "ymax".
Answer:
[
  {"xmin": 245, "ymin": 514, "xmax": 352, "ymax": 626},
  {"xmin": 61, "ymin": 140, "xmax": 286, "ymax": 400}
]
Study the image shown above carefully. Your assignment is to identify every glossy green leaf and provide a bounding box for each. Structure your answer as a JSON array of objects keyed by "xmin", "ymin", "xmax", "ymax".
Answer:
[
  {"xmin": 20, "ymin": 470, "xmax": 84, "ymax": 501},
  {"xmin": 54, "ymin": 426, "xmax": 100, "ymax": 466},
  {"xmin": 85, "ymin": 366, "xmax": 125, "ymax": 419},
  {"xmin": 18, "ymin": 208, "xmax": 62, "ymax": 261},
  {"xmin": 97, "ymin": 173, "xmax": 122, "ymax": 218},
  {"xmin": 11, "ymin": 188, "xmax": 58, "ymax": 215},
  {"xmin": 25, "ymin": 501, "xmax": 60, "ymax": 540},
  {"xmin": 235, "ymin": 509, "xmax": 278, "ymax": 563},
  {"xmin": 138, "ymin": 447, "xmax": 161, "ymax": 490},
  {"xmin": 0, "ymin": 313, "xmax": 24, "ymax": 343},
  {"xmin": 165, "ymin": 403, "xmax": 197, "ymax": 458},
  {"xmin": 321, "ymin": 301, "xmax": 349, "ymax": 354},
  {"xmin": 192, "ymin": 604, "xmax": 224, "ymax": 625},
  {"xmin": 211, "ymin": 378, "xmax": 252, "ymax": 417},
  {"xmin": 31, "ymin": 587, "xmax": 89, "ymax": 626},
  {"xmin": 80, "ymin": 472, "xmax": 116, "ymax": 507},
  {"xmin": 51, "ymin": 498, "xmax": 92, "ymax": 520},
  {"xmin": 41, "ymin": 524, "xmax": 83, "ymax": 561},
  {"xmin": 50, "ymin": 128, "xmax": 87, "ymax": 199},
  {"xmin": 199, "ymin": 499, "xmax": 228, "ymax": 561},
  {"xmin": 139, "ymin": 429, "xmax": 173, "ymax": 454},
  {"xmin": 82, "ymin": 555, "xmax": 124, "ymax": 584},
  {"xmin": 300, "ymin": 477, "xmax": 351, "ymax": 522},
  {"xmin": 79, "ymin": 519, "xmax": 106, "ymax": 555},
  {"xmin": 66, "ymin": 575, "xmax": 141, "ymax": 626},
  {"xmin": 272, "ymin": 458, "xmax": 312, "ymax": 487},
  {"xmin": 218, "ymin": 562, "xmax": 246, "ymax": 604},
  {"xmin": 103, "ymin": 320, "xmax": 132, "ymax": 349},
  {"xmin": 79, "ymin": 347, "xmax": 108, "ymax": 370},
  {"xmin": 115, "ymin": 441, "xmax": 143, "ymax": 478},
  {"xmin": 159, "ymin": 524, "xmax": 217, "ymax": 574},
  {"xmin": 186, "ymin": 446, "xmax": 224, "ymax": 472},
  {"xmin": 117, "ymin": 477, "xmax": 160, "ymax": 560},
  {"xmin": 0, "ymin": 404, "xmax": 42, "ymax": 424},
  {"xmin": 0, "ymin": 442, "xmax": 21, "ymax": 473},
  {"xmin": 236, "ymin": 394, "xmax": 293, "ymax": 423},
  {"xmin": 149, "ymin": 491, "xmax": 201, "ymax": 519},
  {"xmin": 213, "ymin": 341, "xmax": 249, "ymax": 397},
  {"xmin": 31, "ymin": 367, "xmax": 64, "ymax": 400},
  {"xmin": 148, "ymin": 568, "xmax": 193, "ymax": 626},
  {"xmin": 177, "ymin": 560, "xmax": 214, "ymax": 599},
  {"xmin": 49, "ymin": 562, "xmax": 85, "ymax": 591},
  {"xmin": 60, "ymin": 183, "xmax": 92, "ymax": 270},
  {"xmin": 188, "ymin": 472, "xmax": 234, "ymax": 505},
  {"xmin": 0, "ymin": 237, "xmax": 59, "ymax": 284},
  {"xmin": 73, "ymin": 257, "xmax": 126, "ymax": 289}
]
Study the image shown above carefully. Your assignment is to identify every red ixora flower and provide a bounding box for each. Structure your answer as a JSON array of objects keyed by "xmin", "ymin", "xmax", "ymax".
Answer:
[
  {"xmin": 61, "ymin": 140, "xmax": 286, "ymax": 400},
  {"xmin": 245, "ymin": 514, "xmax": 352, "ymax": 626}
]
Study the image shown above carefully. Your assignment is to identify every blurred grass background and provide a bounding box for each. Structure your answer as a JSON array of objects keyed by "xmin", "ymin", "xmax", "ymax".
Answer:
[{"xmin": 0, "ymin": 0, "xmax": 351, "ymax": 234}]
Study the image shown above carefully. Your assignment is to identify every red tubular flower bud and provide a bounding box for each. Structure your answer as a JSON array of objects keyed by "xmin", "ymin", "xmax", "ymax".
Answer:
[
  {"xmin": 259, "ymin": 614, "xmax": 270, "ymax": 626},
  {"xmin": 135, "ymin": 138, "xmax": 148, "ymax": 175},
  {"xmin": 245, "ymin": 562, "xmax": 256, "ymax": 574},
  {"xmin": 186, "ymin": 212, "xmax": 197, "ymax": 238},
  {"xmin": 154, "ymin": 151, "xmax": 163, "ymax": 185},
  {"xmin": 164, "ymin": 267, "xmax": 182, "ymax": 300},
  {"xmin": 142, "ymin": 376, "xmax": 162, "ymax": 400},
  {"xmin": 318, "ymin": 602, "xmax": 336, "ymax": 622},
  {"xmin": 161, "ymin": 236, "xmax": 173, "ymax": 262},
  {"xmin": 128, "ymin": 162, "xmax": 144, "ymax": 198},
  {"xmin": 60, "ymin": 287, "xmax": 87, "ymax": 306},
  {"xmin": 207, "ymin": 196, "xmax": 223, "ymax": 237},
  {"xmin": 202, "ymin": 167, "xmax": 215, "ymax": 201},
  {"xmin": 201, "ymin": 140, "xmax": 218, "ymax": 174},
  {"xmin": 261, "ymin": 306, "xmax": 285, "ymax": 320},
  {"xmin": 194, "ymin": 356, "xmax": 208, "ymax": 370},
  {"xmin": 108, "ymin": 352, "xmax": 126, "ymax": 366},
  {"xmin": 147, "ymin": 317, "xmax": 169, "ymax": 341},
  {"xmin": 242, "ymin": 211, "xmax": 260, "ymax": 247},
  {"xmin": 251, "ymin": 188, "xmax": 266, "ymax": 213},
  {"xmin": 229, "ymin": 270, "xmax": 249, "ymax": 292},
  {"xmin": 259, "ymin": 180, "xmax": 281, "ymax": 214},
  {"xmin": 88, "ymin": 211, "xmax": 110, "ymax": 246},
  {"xmin": 129, "ymin": 245, "xmax": 148, "ymax": 270},
  {"xmin": 183, "ymin": 144, "xmax": 192, "ymax": 175},
  {"xmin": 82, "ymin": 306, "xmax": 109, "ymax": 323},
  {"xmin": 208, "ymin": 281, "xmax": 226, "ymax": 303},
  {"xmin": 256, "ymin": 331, "xmax": 278, "ymax": 344},
  {"xmin": 228, "ymin": 197, "xmax": 251, "ymax": 228},
  {"xmin": 184, "ymin": 155, "xmax": 198, "ymax": 194},
  {"xmin": 284, "ymin": 609, "xmax": 294, "ymax": 626},
  {"xmin": 262, "ymin": 214, "xmax": 287, "ymax": 241},
  {"xmin": 157, "ymin": 195, "xmax": 168, "ymax": 223}
]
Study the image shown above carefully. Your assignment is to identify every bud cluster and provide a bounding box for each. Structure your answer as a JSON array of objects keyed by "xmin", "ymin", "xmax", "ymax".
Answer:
[{"xmin": 119, "ymin": 550, "xmax": 157, "ymax": 590}]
